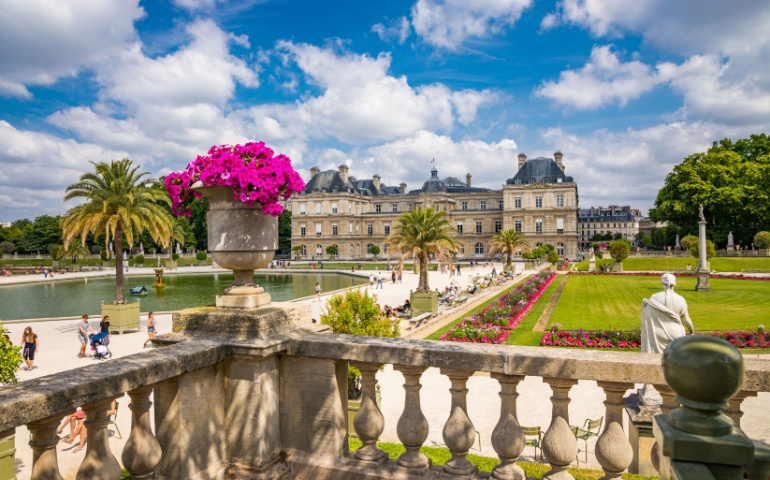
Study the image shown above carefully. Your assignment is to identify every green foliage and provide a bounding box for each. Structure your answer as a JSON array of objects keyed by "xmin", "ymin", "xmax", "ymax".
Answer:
[
  {"xmin": 650, "ymin": 134, "xmax": 770, "ymax": 247},
  {"xmin": 489, "ymin": 228, "xmax": 530, "ymax": 266},
  {"xmin": 189, "ymin": 196, "xmax": 209, "ymax": 250},
  {"xmin": 196, "ymin": 251, "xmax": 207, "ymax": 262},
  {"xmin": 755, "ymin": 231, "xmax": 770, "ymax": 249},
  {"xmin": 278, "ymin": 209, "xmax": 292, "ymax": 254},
  {"xmin": 100, "ymin": 249, "xmax": 111, "ymax": 261},
  {"xmin": 135, "ymin": 254, "xmax": 145, "ymax": 264},
  {"xmin": 172, "ymin": 252, "xmax": 180, "ymax": 261},
  {"xmin": 0, "ymin": 241, "xmax": 14, "ymax": 254},
  {"xmin": 0, "ymin": 322, "xmax": 23, "ymax": 384},
  {"xmin": 368, "ymin": 245, "xmax": 380, "ymax": 255},
  {"xmin": 326, "ymin": 245, "xmax": 338, "ymax": 256},
  {"xmin": 91, "ymin": 244, "xmax": 102, "ymax": 254},
  {"xmin": 609, "ymin": 239, "xmax": 631, "ymax": 263},
  {"xmin": 637, "ymin": 233, "xmax": 652, "ymax": 247},
  {"xmin": 690, "ymin": 239, "xmax": 716, "ymax": 259},
  {"xmin": 680, "ymin": 235, "xmax": 698, "ymax": 250},
  {"xmin": 49, "ymin": 244, "xmax": 65, "ymax": 260},
  {"xmin": 547, "ymin": 249, "xmax": 560, "ymax": 263}
]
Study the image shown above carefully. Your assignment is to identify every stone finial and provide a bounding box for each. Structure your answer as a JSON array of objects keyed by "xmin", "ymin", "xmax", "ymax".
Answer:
[
  {"xmin": 466, "ymin": 173, "xmax": 472, "ymax": 187},
  {"xmin": 517, "ymin": 153, "xmax": 527, "ymax": 170},
  {"xmin": 310, "ymin": 166, "xmax": 320, "ymax": 177},
  {"xmin": 338, "ymin": 164, "xmax": 349, "ymax": 183}
]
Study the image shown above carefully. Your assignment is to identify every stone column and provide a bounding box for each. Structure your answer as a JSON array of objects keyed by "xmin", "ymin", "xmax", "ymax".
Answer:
[
  {"xmin": 696, "ymin": 214, "xmax": 711, "ymax": 291},
  {"xmin": 77, "ymin": 397, "xmax": 122, "ymax": 480},
  {"xmin": 596, "ymin": 381, "xmax": 634, "ymax": 479},
  {"xmin": 541, "ymin": 377, "xmax": 578, "ymax": 480},
  {"xmin": 27, "ymin": 416, "xmax": 65, "ymax": 480},
  {"xmin": 440, "ymin": 368, "xmax": 478, "ymax": 476},
  {"xmin": 122, "ymin": 386, "xmax": 161, "ymax": 479},
  {"xmin": 490, "ymin": 373, "xmax": 526, "ymax": 480},
  {"xmin": 725, "ymin": 390, "xmax": 758, "ymax": 427},
  {"xmin": 350, "ymin": 362, "xmax": 387, "ymax": 463},
  {"xmin": 394, "ymin": 365, "xmax": 430, "ymax": 472}
]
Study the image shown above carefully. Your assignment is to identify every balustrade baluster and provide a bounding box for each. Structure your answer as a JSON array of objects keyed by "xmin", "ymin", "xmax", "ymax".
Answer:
[
  {"xmin": 541, "ymin": 377, "xmax": 578, "ymax": 480},
  {"xmin": 122, "ymin": 386, "xmax": 161, "ymax": 479},
  {"xmin": 595, "ymin": 381, "xmax": 634, "ymax": 479},
  {"xmin": 350, "ymin": 362, "xmax": 387, "ymax": 463},
  {"xmin": 650, "ymin": 383, "xmax": 679, "ymax": 473},
  {"xmin": 490, "ymin": 373, "xmax": 526, "ymax": 480},
  {"xmin": 440, "ymin": 368, "xmax": 477, "ymax": 476},
  {"xmin": 28, "ymin": 416, "xmax": 65, "ymax": 480},
  {"xmin": 726, "ymin": 390, "xmax": 758, "ymax": 427},
  {"xmin": 394, "ymin": 365, "xmax": 430, "ymax": 472},
  {"xmin": 77, "ymin": 397, "xmax": 122, "ymax": 480}
]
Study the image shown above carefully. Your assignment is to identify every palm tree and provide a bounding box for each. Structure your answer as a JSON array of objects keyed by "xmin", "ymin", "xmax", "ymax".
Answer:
[
  {"xmin": 61, "ymin": 159, "xmax": 174, "ymax": 303},
  {"xmin": 63, "ymin": 243, "xmax": 91, "ymax": 265},
  {"xmin": 168, "ymin": 220, "xmax": 187, "ymax": 259},
  {"xmin": 387, "ymin": 208, "xmax": 460, "ymax": 293},
  {"xmin": 489, "ymin": 229, "xmax": 530, "ymax": 270}
]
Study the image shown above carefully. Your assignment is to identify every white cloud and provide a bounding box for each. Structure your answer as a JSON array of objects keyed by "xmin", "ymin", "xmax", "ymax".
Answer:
[
  {"xmin": 410, "ymin": 0, "xmax": 533, "ymax": 50},
  {"xmin": 372, "ymin": 17, "xmax": 411, "ymax": 44},
  {"xmin": 241, "ymin": 42, "xmax": 497, "ymax": 144},
  {"xmin": 0, "ymin": 0, "xmax": 144, "ymax": 98},
  {"xmin": 536, "ymin": 45, "xmax": 661, "ymax": 109}
]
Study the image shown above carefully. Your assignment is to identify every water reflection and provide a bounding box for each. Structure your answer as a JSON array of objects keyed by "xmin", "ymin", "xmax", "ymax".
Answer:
[{"xmin": 0, "ymin": 272, "xmax": 366, "ymax": 320}]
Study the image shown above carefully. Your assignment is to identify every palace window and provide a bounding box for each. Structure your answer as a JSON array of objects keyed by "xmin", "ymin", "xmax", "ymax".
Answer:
[
  {"xmin": 536, "ymin": 219, "xmax": 543, "ymax": 233},
  {"xmin": 556, "ymin": 195, "xmax": 564, "ymax": 207},
  {"xmin": 514, "ymin": 196, "xmax": 521, "ymax": 208},
  {"xmin": 384, "ymin": 224, "xmax": 390, "ymax": 235},
  {"xmin": 316, "ymin": 224, "xmax": 322, "ymax": 236},
  {"xmin": 315, "ymin": 204, "xmax": 321, "ymax": 214},
  {"xmin": 474, "ymin": 242, "xmax": 484, "ymax": 255},
  {"xmin": 557, "ymin": 243, "xmax": 565, "ymax": 256},
  {"xmin": 300, "ymin": 225, "xmax": 306, "ymax": 237},
  {"xmin": 316, "ymin": 244, "xmax": 322, "ymax": 255},
  {"xmin": 299, "ymin": 204, "xmax": 306, "ymax": 215},
  {"xmin": 480, "ymin": 201, "xmax": 486, "ymax": 210},
  {"xmin": 461, "ymin": 201, "xmax": 468, "ymax": 210},
  {"xmin": 498, "ymin": 200, "xmax": 504, "ymax": 209},
  {"xmin": 331, "ymin": 203, "xmax": 338, "ymax": 214},
  {"xmin": 556, "ymin": 218, "xmax": 564, "ymax": 234},
  {"xmin": 535, "ymin": 196, "xmax": 543, "ymax": 208},
  {"xmin": 476, "ymin": 221, "xmax": 482, "ymax": 234},
  {"xmin": 375, "ymin": 204, "xmax": 382, "ymax": 213},
  {"xmin": 367, "ymin": 224, "xmax": 373, "ymax": 235},
  {"xmin": 300, "ymin": 245, "xmax": 306, "ymax": 256},
  {"xmin": 392, "ymin": 203, "xmax": 398, "ymax": 212},
  {"xmin": 332, "ymin": 224, "xmax": 338, "ymax": 236},
  {"xmin": 457, "ymin": 222, "xmax": 463, "ymax": 234},
  {"xmin": 514, "ymin": 220, "xmax": 522, "ymax": 232},
  {"xmin": 495, "ymin": 221, "xmax": 502, "ymax": 232}
]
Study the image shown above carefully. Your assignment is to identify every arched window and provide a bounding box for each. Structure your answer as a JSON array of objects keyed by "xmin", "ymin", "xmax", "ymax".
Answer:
[
  {"xmin": 535, "ymin": 242, "xmax": 543, "ymax": 248},
  {"xmin": 300, "ymin": 245, "xmax": 307, "ymax": 256},
  {"xmin": 474, "ymin": 242, "xmax": 484, "ymax": 255},
  {"xmin": 557, "ymin": 243, "xmax": 565, "ymax": 256}
]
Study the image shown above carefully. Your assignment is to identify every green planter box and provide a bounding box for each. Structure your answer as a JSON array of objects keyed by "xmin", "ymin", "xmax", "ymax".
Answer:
[
  {"xmin": 0, "ymin": 430, "xmax": 15, "ymax": 480},
  {"xmin": 51, "ymin": 260, "xmax": 59, "ymax": 269},
  {"xmin": 101, "ymin": 302, "xmax": 141, "ymax": 334},
  {"xmin": 164, "ymin": 260, "xmax": 178, "ymax": 270},
  {"xmin": 103, "ymin": 261, "xmax": 112, "ymax": 268},
  {"xmin": 67, "ymin": 264, "xmax": 81, "ymax": 272},
  {"xmin": 410, "ymin": 292, "xmax": 438, "ymax": 317}
]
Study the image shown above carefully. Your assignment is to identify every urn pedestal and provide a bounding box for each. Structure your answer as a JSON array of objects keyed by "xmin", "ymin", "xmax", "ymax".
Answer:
[{"xmin": 198, "ymin": 185, "xmax": 278, "ymax": 309}]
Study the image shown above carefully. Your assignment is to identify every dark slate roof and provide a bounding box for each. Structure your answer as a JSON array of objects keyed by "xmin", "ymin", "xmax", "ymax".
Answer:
[
  {"xmin": 301, "ymin": 170, "xmax": 356, "ymax": 194},
  {"xmin": 382, "ymin": 186, "xmax": 402, "ymax": 195},
  {"xmin": 352, "ymin": 179, "xmax": 388, "ymax": 196},
  {"xmin": 506, "ymin": 157, "xmax": 573, "ymax": 184},
  {"xmin": 408, "ymin": 167, "xmax": 490, "ymax": 194},
  {"xmin": 442, "ymin": 176, "xmax": 467, "ymax": 187},
  {"xmin": 579, "ymin": 208, "xmax": 636, "ymax": 221}
]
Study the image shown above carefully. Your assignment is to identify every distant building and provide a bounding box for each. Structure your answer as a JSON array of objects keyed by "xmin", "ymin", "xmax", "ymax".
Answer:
[
  {"xmin": 578, "ymin": 205, "xmax": 642, "ymax": 249},
  {"xmin": 0, "ymin": 222, "xmax": 10, "ymax": 228},
  {"xmin": 289, "ymin": 152, "xmax": 580, "ymax": 260}
]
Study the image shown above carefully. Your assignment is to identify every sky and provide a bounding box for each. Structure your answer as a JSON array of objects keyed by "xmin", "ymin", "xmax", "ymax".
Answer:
[{"xmin": 1, "ymin": 0, "xmax": 769, "ymax": 221}]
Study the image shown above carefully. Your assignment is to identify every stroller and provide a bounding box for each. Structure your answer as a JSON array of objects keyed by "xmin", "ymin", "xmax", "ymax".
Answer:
[{"xmin": 89, "ymin": 332, "xmax": 112, "ymax": 360}]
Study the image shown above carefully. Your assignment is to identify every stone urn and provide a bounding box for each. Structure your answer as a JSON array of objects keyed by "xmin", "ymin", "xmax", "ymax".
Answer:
[{"xmin": 195, "ymin": 184, "xmax": 278, "ymax": 308}]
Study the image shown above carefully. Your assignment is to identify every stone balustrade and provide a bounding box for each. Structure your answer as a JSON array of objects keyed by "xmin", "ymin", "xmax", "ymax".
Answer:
[{"xmin": 1, "ymin": 330, "xmax": 769, "ymax": 479}]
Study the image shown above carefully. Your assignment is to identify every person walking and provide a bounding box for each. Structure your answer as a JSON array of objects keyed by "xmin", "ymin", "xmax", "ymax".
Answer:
[
  {"xmin": 99, "ymin": 316, "xmax": 112, "ymax": 346},
  {"xmin": 391, "ymin": 270, "xmax": 397, "ymax": 284},
  {"xmin": 315, "ymin": 282, "xmax": 321, "ymax": 302},
  {"xmin": 20, "ymin": 326, "xmax": 38, "ymax": 370},
  {"xmin": 77, "ymin": 315, "xmax": 94, "ymax": 358},
  {"xmin": 376, "ymin": 270, "xmax": 384, "ymax": 289},
  {"xmin": 143, "ymin": 312, "xmax": 157, "ymax": 348}
]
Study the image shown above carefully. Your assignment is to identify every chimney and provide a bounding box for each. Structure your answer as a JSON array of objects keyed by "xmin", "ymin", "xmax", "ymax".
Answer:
[
  {"xmin": 554, "ymin": 151, "xmax": 564, "ymax": 172},
  {"xmin": 399, "ymin": 182, "xmax": 407, "ymax": 194},
  {"xmin": 372, "ymin": 174, "xmax": 381, "ymax": 190},
  {"xmin": 338, "ymin": 164, "xmax": 349, "ymax": 183},
  {"xmin": 466, "ymin": 173, "xmax": 472, "ymax": 187},
  {"xmin": 517, "ymin": 153, "xmax": 527, "ymax": 170},
  {"xmin": 310, "ymin": 166, "xmax": 320, "ymax": 177}
]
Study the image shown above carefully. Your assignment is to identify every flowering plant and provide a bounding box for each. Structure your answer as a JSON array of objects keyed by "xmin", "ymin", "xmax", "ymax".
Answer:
[{"xmin": 165, "ymin": 142, "xmax": 305, "ymax": 217}]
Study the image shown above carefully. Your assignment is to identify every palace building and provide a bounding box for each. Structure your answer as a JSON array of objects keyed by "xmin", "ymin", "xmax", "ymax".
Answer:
[{"xmin": 289, "ymin": 152, "xmax": 579, "ymax": 260}]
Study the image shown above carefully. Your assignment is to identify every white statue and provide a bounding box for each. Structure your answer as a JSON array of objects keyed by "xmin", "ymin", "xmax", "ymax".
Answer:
[{"xmin": 641, "ymin": 273, "xmax": 694, "ymax": 354}]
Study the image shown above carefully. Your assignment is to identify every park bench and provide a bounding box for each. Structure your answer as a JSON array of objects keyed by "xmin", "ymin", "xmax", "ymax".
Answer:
[
  {"xmin": 409, "ymin": 312, "xmax": 433, "ymax": 329},
  {"xmin": 448, "ymin": 295, "xmax": 469, "ymax": 309}
]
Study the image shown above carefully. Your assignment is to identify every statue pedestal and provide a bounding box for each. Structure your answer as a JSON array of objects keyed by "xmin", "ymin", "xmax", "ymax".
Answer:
[
  {"xmin": 695, "ymin": 270, "xmax": 711, "ymax": 292},
  {"xmin": 172, "ymin": 302, "xmax": 313, "ymax": 340},
  {"xmin": 217, "ymin": 285, "xmax": 272, "ymax": 309},
  {"xmin": 588, "ymin": 259, "xmax": 596, "ymax": 272}
]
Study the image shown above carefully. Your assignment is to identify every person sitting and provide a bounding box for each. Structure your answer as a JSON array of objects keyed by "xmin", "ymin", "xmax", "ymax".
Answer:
[
  {"xmin": 383, "ymin": 305, "xmax": 392, "ymax": 317},
  {"xmin": 394, "ymin": 299, "xmax": 411, "ymax": 312}
]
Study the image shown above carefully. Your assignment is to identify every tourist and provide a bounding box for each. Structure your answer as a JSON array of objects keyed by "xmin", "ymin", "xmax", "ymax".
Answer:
[
  {"xmin": 77, "ymin": 315, "xmax": 94, "ymax": 358},
  {"xmin": 369, "ymin": 272, "xmax": 375, "ymax": 288},
  {"xmin": 391, "ymin": 270, "xmax": 397, "ymax": 284},
  {"xmin": 20, "ymin": 326, "xmax": 38, "ymax": 370},
  {"xmin": 491, "ymin": 267, "xmax": 497, "ymax": 276},
  {"xmin": 143, "ymin": 312, "xmax": 157, "ymax": 348},
  {"xmin": 376, "ymin": 270, "xmax": 383, "ymax": 289},
  {"xmin": 315, "ymin": 282, "xmax": 321, "ymax": 302},
  {"xmin": 62, "ymin": 407, "xmax": 87, "ymax": 453},
  {"xmin": 99, "ymin": 315, "xmax": 111, "ymax": 346},
  {"xmin": 43, "ymin": 269, "xmax": 48, "ymax": 279},
  {"xmin": 457, "ymin": 263, "xmax": 461, "ymax": 275}
]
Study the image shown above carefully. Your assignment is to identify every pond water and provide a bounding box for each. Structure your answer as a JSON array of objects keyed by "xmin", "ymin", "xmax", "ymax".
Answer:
[{"xmin": 0, "ymin": 272, "xmax": 366, "ymax": 320}]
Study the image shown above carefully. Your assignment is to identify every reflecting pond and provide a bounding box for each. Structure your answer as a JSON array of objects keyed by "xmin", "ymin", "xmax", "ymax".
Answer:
[{"xmin": 0, "ymin": 272, "xmax": 366, "ymax": 320}]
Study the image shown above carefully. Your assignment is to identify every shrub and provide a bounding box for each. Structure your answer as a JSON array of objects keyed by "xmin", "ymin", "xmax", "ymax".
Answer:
[
  {"xmin": 680, "ymin": 235, "xmax": 698, "ymax": 250},
  {"xmin": 609, "ymin": 239, "xmax": 631, "ymax": 263},
  {"xmin": 690, "ymin": 239, "xmax": 716, "ymax": 259},
  {"xmin": 1, "ymin": 322, "xmax": 23, "ymax": 384},
  {"xmin": 172, "ymin": 252, "xmax": 180, "ymax": 261},
  {"xmin": 196, "ymin": 251, "xmax": 207, "ymax": 262},
  {"xmin": 49, "ymin": 244, "xmax": 65, "ymax": 260},
  {"xmin": 100, "ymin": 249, "xmax": 111, "ymax": 261},
  {"xmin": 135, "ymin": 254, "xmax": 145, "ymax": 265},
  {"xmin": 0, "ymin": 241, "xmax": 14, "ymax": 255},
  {"xmin": 754, "ymin": 231, "xmax": 770, "ymax": 250},
  {"xmin": 91, "ymin": 245, "xmax": 102, "ymax": 254},
  {"xmin": 547, "ymin": 249, "xmax": 559, "ymax": 264}
]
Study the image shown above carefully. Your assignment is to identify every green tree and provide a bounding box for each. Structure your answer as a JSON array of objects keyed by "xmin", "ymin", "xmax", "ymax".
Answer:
[
  {"xmin": 387, "ymin": 208, "xmax": 460, "ymax": 293},
  {"xmin": 489, "ymin": 229, "xmax": 530, "ymax": 269},
  {"xmin": 755, "ymin": 231, "xmax": 770, "ymax": 250},
  {"xmin": 690, "ymin": 239, "xmax": 716, "ymax": 260},
  {"xmin": 0, "ymin": 241, "xmax": 14, "ymax": 255},
  {"xmin": 547, "ymin": 249, "xmax": 559, "ymax": 264},
  {"xmin": 326, "ymin": 245, "xmax": 338, "ymax": 257},
  {"xmin": 368, "ymin": 244, "xmax": 380, "ymax": 260},
  {"xmin": 680, "ymin": 235, "xmax": 698, "ymax": 251},
  {"xmin": 650, "ymin": 134, "xmax": 770, "ymax": 247},
  {"xmin": 278, "ymin": 210, "xmax": 292, "ymax": 254},
  {"xmin": 609, "ymin": 239, "xmax": 631, "ymax": 263},
  {"xmin": 0, "ymin": 322, "xmax": 23, "ymax": 384},
  {"xmin": 196, "ymin": 251, "xmax": 208, "ymax": 264},
  {"xmin": 291, "ymin": 245, "xmax": 303, "ymax": 259},
  {"xmin": 190, "ymin": 197, "xmax": 209, "ymax": 250},
  {"xmin": 638, "ymin": 233, "xmax": 652, "ymax": 247},
  {"xmin": 62, "ymin": 159, "xmax": 174, "ymax": 303},
  {"xmin": 49, "ymin": 244, "xmax": 66, "ymax": 261}
]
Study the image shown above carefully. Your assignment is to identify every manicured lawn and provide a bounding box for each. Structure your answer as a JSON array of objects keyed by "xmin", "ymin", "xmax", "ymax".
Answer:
[
  {"xmin": 550, "ymin": 275, "xmax": 770, "ymax": 331},
  {"xmin": 575, "ymin": 256, "xmax": 770, "ymax": 273},
  {"xmin": 504, "ymin": 275, "xmax": 565, "ymax": 346},
  {"xmin": 348, "ymin": 438, "xmax": 656, "ymax": 480}
]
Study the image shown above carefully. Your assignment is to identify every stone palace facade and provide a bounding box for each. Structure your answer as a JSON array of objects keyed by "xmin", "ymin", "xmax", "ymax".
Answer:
[{"xmin": 289, "ymin": 152, "xmax": 580, "ymax": 260}]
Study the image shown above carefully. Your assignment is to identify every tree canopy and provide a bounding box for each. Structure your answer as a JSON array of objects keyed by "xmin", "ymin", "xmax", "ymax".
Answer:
[
  {"xmin": 489, "ymin": 228, "xmax": 529, "ymax": 268},
  {"xmin": 650, "ymin": 134, "xmax": 770, "ymax": 247}
]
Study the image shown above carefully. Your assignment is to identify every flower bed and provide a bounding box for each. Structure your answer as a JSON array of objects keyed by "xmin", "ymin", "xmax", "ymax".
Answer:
[
  {"xmin": 440, "ymin": 271, "xmax": 556, "ymax": 343},
  {"xmin": 541, "ymin": 329, "xmax": 770, "ymax": 349}
]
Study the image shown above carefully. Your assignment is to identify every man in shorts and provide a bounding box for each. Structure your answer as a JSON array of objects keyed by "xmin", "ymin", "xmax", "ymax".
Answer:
[{"xmin": 77, "ymin": 314, "xmax": 94, "ymax": 358}]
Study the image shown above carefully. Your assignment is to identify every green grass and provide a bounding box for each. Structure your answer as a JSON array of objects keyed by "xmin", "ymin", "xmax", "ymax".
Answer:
[
  {"xmin": 348, "ymin": 438, "xmax": 656, "ymax": 480},
  {"xmin": 505, "ymin": 275, "xmax": 565, "ymax": 346},
  {"xmin": 550, "ymin": 276, "xmax": 770, "ymax": 332},
  {"xmin": 425, "ymin": 278, "xmax": 528, "ymax": 340},
  {"xmin": 575, "ymin": 256, "xmax": 770, "ymax": 273},
  {"xmin": 574, "ymin": 258, "xmax": 615, "ymax": 271}
]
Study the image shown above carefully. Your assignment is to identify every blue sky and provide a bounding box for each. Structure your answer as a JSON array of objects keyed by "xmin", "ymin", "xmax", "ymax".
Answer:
[{"xmin": 2, "ymin": 0, "xmax": 769, "ymax": 221}]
